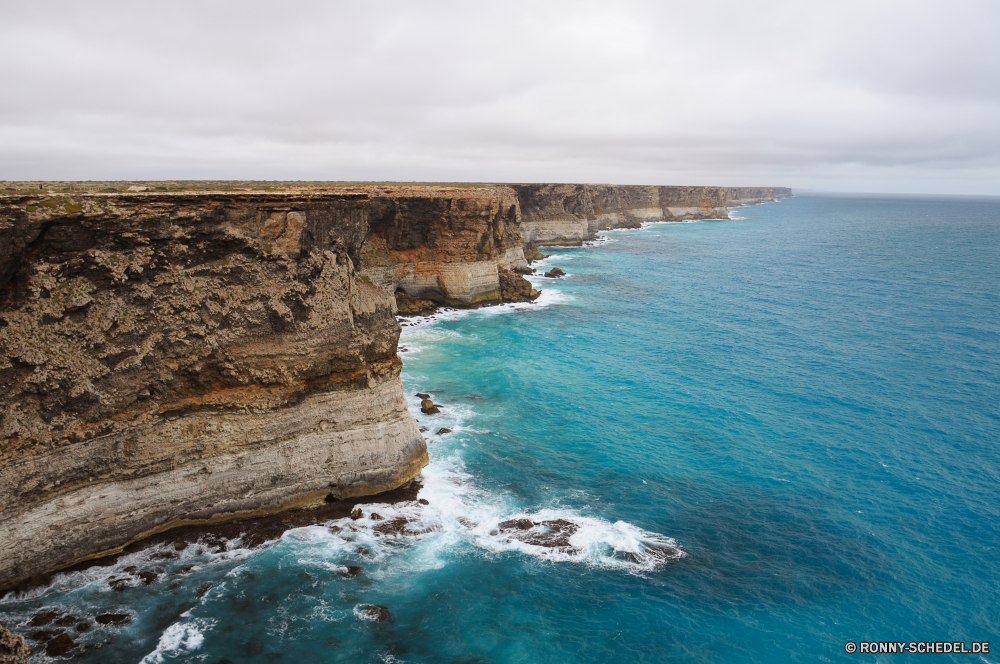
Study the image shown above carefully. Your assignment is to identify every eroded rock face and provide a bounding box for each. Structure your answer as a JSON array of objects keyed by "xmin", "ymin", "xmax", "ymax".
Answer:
[
  {"xmin": 358, "ymin": 186, "xmax": 532, "ymax": 309},
  {"xmin": 512, "ymin": 184, "xmax": 792, "ymax": 245},
  {"xmin": 0, "ymin": 192, "xmax": 427, "ymax": 590},
  {"xmin": 0, "ymin": 623, "xmax": 29, "ymax": 664}
]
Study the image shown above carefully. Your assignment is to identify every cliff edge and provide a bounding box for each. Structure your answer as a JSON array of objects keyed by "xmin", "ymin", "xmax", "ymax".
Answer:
[
  {"xmin": 0, "ymin": 192, "xmax": 427, "ymax": 590},
  {"xmin": 0, "ymin": 180, "xmax": 789, "ymax": 591},
  {"xmin": 513, "ymin": 184, "xmax": 792, "ymax": 245}
]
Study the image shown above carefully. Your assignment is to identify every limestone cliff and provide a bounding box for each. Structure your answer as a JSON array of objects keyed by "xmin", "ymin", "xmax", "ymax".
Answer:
[
  {"xmin": 512, "ymin": 184, "xmax": 792, "ymax": 245},
  {"xmin": 0, "ymin": 180, "xmax": 789, "ymax": 591},
  {"xmin": 0, "ymin": 192, "xmax": 427, "ymax": 590},
  {"xmin": 357, "ymin": 186, "xmax": 535, "ymax": 311}
]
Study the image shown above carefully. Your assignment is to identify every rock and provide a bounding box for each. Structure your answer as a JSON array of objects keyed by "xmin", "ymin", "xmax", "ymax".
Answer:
[
  {"xmin": 370, "ymin": 513, "xmax": 383, "ymax": 520},
  {"xmin": 26, "ymin": 611, "xmax": 60, "ymax": 627},
  {"xmin": 138, "ymin": 570, "xmax": 158, "ymax": 585},
  {"xmin": 52, "ymin": 615, "xmax": 77, "ymax": 627},
  {"xmin": 45, "ymin": 633, "xmax": 77, "ymax": 658},
  {"xmin": 543, "ymin": 267, "xmax": 565, "ymax": 278},
  {"xmin": 522, "ymin": 243, "xmax": 550, "ymax": 264},
  {"xmin": 350, "ymin": 508, "xmax": 363, "ymax": 520},
  {"xmin": 95, "ymin": 613, "xmax": 130, "ymax": 626},
  {"xmin": 415, "ymin": 393, "xmax": 430, "ymax": 399},
  {"xmin": 338, "ymin": 565, "xmax": 363, "ymax": 578},
  {"xmin": 418, "ymin": 498, "xmax": 429, "ymax": 505},
  {"xmin": 435, "ymin": 428, "xmax": 452, "ymax": 436},
  {"xmin": 394, "ymin": 290, "xmax": 438, "ymax": 316},
  {"xmin": 75, "ymin": 623, "xmax": 89, "ymax": 633},
  {"xmin": 497, "ymin": 518, "xmax": 578, "ymax": 549},
  {"xmin": 108, "ymin": 577, "xmax": 130, "ymax": 592},
  {"xmin": 0, "ymin": 623, "xmax": 29, "ymax": 664},
  {"xmin": 420, "ymin": 400, "xmax": 441, "ymax": 414},
  {"xmin": 358, "ymin": 604, "xmax": 393, "ymax": 623},
  {"xmin": 173, "ymin": 540, "xmax": 188, "ymax": 551},
  {"xmin": 0, "ymin": 192, "xmax": 429, "ymax": 592},
  {"xmin": 498, "ymin": 267, "xmax": 540, "ymax": 303},
  {"xmin": 373, "ymin": 517, "xmax": 410, "ymax": 536}
]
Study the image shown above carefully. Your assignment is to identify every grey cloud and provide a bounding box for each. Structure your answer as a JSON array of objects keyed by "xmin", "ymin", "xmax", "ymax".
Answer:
[{"xmin": 1, "ymin": 0, "xmax": 998, "ymax": 194}]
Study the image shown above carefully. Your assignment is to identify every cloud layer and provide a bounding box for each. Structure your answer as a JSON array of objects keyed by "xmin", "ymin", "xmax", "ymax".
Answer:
[{"xmin": 2, "ymin": 0, "xmax": 998, "ymax": 193}]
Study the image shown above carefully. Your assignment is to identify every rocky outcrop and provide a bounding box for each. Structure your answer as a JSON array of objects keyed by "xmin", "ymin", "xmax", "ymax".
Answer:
[
  {"xmin": 0, "ymin": 192, "xmax": 427, "ymax": 590},
  {"xmin": 357, "ymin": 186, "xmax": 536, "ymax": 310},
  {"xmin": 0, "ymin": 623, "xmax": 29, "ymax": 664},
  {"xmin": 512, "ymin": 184, "xmax": 792, "ymax": 245}
]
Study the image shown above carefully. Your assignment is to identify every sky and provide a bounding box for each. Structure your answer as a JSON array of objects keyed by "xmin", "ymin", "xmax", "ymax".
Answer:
[{"xmin": 2, "ymin": 0, "xmax": 998, "ymax": 194}]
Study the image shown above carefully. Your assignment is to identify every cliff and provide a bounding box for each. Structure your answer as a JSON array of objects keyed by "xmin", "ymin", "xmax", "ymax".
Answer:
[
  {"xmin": 358, "ymin": 186, "xmax": 535, "ymax": 312},
  {"xmin": 0, "ymin": 192, "xmax": 427, "ymax": 590},
  {"xmin": 0, "ymin": 180, "xmax": 788, "ymax": 591},
  {"xmin": 512, "ymin": 184, "xmax": 792, "ymax": 245}
]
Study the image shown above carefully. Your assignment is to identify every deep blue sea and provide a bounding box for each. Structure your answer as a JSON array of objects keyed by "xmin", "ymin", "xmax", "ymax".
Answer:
[{"xmin": 3, "ymin": 193, "xmax": 999, "ymax": 663}]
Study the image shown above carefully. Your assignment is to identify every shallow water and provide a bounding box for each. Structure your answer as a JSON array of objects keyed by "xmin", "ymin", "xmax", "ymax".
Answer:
[{"xmin": 3, "ymin": 193, "xmax": 999, "ymax": 663}]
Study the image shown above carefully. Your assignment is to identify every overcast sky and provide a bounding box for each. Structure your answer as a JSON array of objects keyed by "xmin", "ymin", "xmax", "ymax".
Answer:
[{"xmin": 2, "ymin": 0, "xmax": 998, "ymax": 194}]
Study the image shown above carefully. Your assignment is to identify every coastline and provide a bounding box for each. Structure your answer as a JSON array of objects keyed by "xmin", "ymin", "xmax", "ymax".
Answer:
[{"xmin": 0, "ymin": 184, "xmax": 789, "ymax": 659}]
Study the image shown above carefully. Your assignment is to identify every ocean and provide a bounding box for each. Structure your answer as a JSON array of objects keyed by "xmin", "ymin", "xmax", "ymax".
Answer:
[{"xmin": 3, "ymin": 193, "xmax": 998, "ymax": 663}]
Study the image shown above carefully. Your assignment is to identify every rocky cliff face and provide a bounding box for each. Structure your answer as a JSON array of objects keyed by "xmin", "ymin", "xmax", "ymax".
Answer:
[
  {"xmin": 512, "ymin": 184, "xmax": 792, "ymax": 245},
  {"xmin": 357, "ymin": 186, "xmax": 535, "ymax": 312},
  {"xmin": 0, "ymin": 181, "xmax": 789, "ymax": 591},
  {"xmin": 0, "ymin": 192, "xmax": 427, "ymax": 590}
]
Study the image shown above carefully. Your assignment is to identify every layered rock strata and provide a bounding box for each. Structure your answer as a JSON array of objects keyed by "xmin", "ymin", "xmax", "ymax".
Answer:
[
  {"xmin": 512, "ymin": 184, "xmax": 792, "ymax": 245},
  {"xmin": 0, "ymin": 192, "xmax": 427, "ymax": 590},
  {"xmin": 0, "ymin": 181, "xmax": 789, "ymax": 591},
  {"xmin": 357, "ymin": 186, "xmax": 536, "ymax": 312}
]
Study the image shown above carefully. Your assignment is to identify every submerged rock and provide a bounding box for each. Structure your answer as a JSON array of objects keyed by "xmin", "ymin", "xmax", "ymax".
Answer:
[
  {"xmin": 26, "ymin": 611, "xmax": 60, "ymax": 627},
  {"xmin": 435, "ymin": 428, "xmax": 452, "ymax": 436},
  {"xmin": 498, "ymin": 518, "xmax": 535, "ymax": 531},
  {"xmin": 44, "ymin": 633, "xmax": 77, "ymax": 658},
  {"xmin": 418, "ymin": 498, "xmax": 430, "ymax": 505},
  {"xmin": 415, "ymin": 393, "xmax": 430, "ymax": 399},
  {"xmin": 138, "ymin": 570, "xmax": 158, "ymax": 585},
  {"xmin": 358, "ymin": 604, "xmax": 393, "ymax": 623},
  {"xmin": 0, "ymin": 623, "xmax": 29, "ymax": 664},
  {"xmin": 338, "ymin": 565, "xmax": 363, "ymax": 578},
  {"xmin": 497, "ymin": 518, "xmax": 579, "ymax": 549},
  {"xmin": 95, "ymin": 613, "xmax": 130, "ymax": 626}
]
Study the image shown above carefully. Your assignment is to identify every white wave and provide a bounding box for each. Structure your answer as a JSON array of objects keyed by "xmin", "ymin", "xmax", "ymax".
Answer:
[
  {"xmin": 396, "ymin": 286, "xmax": 572, "ymax": 336},
  {"xmin": 290, "ymin": 429, "xmax": 684, "ymax": 578},
  {"xmin": 140, "ymin": 618, "xmax": 212, "ymax": 663}
]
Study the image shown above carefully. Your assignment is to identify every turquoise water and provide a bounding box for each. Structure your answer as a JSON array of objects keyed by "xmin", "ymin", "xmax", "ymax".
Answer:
[{"xmin": 3, "ymin": 193, "xmax": 999, "ymax": 662}]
